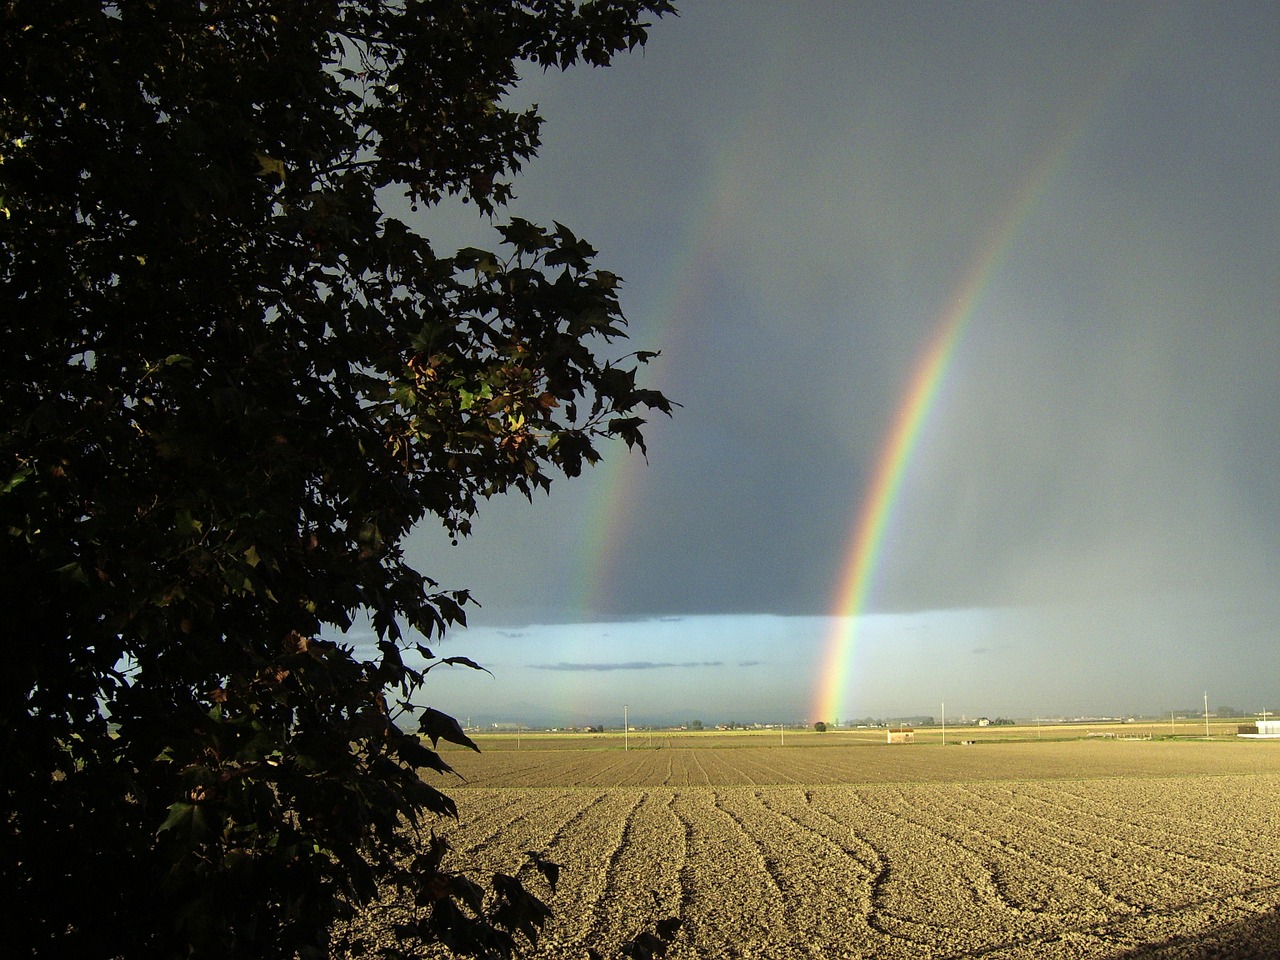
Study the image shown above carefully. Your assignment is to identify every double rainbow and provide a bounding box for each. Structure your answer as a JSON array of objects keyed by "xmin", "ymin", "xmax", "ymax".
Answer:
[{"xmin": 561, "ymin": 15, "xmax": 1156, "ymax": 726}]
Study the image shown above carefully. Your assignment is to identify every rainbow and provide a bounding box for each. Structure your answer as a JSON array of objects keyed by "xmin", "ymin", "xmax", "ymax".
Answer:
[
  {"xmin": 810, "ymin": 40, "xmax": 1152, "ymax": 724},
  {"xmin": 811, "ymin": 233, "xmax": 1004, "ymax": 725},
  {"xmin": 570, "ymin": 111, "xmax": 760, "ymax": 616}
]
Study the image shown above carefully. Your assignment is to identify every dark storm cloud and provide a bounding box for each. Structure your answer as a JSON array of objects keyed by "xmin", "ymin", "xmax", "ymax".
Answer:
[{"xmin": 396, "ymin": 2, "xmax": 1280, "ymax": 722}]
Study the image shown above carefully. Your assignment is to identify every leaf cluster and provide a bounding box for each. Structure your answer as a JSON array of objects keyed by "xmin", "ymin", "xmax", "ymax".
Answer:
[
  {"xmin": 0, "ymin": 1, "xmax": 674, "ymax": 957},
  {"xmin": 588, "ymin": 916, "xmax": 682, "ymax": 960},
  {"xmin": 339, "ymin": 840, "xmax": 564, "ymax": 959}
]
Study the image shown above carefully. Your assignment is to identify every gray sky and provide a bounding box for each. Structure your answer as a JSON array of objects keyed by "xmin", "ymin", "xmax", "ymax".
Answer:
[{"xmin": 382, "ymin": 1, "xmax": 1279, "ymax": 726}]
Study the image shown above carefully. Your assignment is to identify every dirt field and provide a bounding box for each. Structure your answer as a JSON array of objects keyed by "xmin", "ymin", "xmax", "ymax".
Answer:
[{"xmin": 342, "ymin": 738, "xmax": 1280, "ymax": 958}]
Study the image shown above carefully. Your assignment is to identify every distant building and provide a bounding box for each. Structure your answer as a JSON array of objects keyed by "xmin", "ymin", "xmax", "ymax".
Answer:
[
  {"xmin": 1237, "ymin": 720, "xmax": 1280, "ymax": 739},
  {"xmin": 977, "ymin": 718, "xmax": 990, "ymax": 726},
  {"xmin": 887, "ymin": 727, "xmax": 915, "ymax": 744}
]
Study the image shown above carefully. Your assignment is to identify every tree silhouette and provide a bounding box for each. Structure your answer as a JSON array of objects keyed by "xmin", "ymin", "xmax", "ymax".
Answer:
[{"xmin": 0, "ymin": 2, "xmax": 674, "ymax": 957}]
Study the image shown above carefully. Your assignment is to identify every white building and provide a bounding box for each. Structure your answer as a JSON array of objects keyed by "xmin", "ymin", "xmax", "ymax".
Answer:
[{"xmin": 1237, "ymin": 719, "xmax": 1280, "ymax": 739}]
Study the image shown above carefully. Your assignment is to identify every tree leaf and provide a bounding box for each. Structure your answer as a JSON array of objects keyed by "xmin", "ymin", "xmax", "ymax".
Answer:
[
  {"xmin": 419, "ymin": 707, "xmax": 481, "ymax": 753},
  {"xmin": 525, "ymin": 851, "xmax": 562, "ymax": 892},
  {"xmin": 395, "ymin": 735, "xmax": 454, "ymax": 776},
  {"xmin": 438, "ymin": 656, "xmax": 493, "ymax": 676},
  {"xmin": 156, "ymin": 801, "xmax": 194, "ymax": 837}
]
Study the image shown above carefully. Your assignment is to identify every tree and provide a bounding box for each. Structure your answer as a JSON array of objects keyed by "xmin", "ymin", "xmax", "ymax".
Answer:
[
  {"xmin": 0, "ymin": 2, "xmax": 674, "ymax": 958},
  {"xmin": 813, "ymin": 721, "xmax": 828, "ymax": 733}
]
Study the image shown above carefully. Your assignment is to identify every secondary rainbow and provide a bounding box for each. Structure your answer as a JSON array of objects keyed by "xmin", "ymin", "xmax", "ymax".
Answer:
[{"xmin": 570, "ymin": 113, "xmax": 759, "ymax": 617}]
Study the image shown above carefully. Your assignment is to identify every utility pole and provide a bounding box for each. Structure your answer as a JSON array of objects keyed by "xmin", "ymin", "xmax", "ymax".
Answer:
[
  {"xmin": 1204, "ymin": 691, "xmax": 1210, "ymax": 739},
  {"xmin": 624, "ymin": 704, "xmax": 628, "ymax": 752},
  {"xmin": 941, "ymin": 702, "xmax": 946, "ymax": 746}
]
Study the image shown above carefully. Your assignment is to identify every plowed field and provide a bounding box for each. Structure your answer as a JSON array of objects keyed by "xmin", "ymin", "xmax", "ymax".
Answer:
[{"xmin": 341, "ymin": 740, "xmax": 1280, "ymax": 958}]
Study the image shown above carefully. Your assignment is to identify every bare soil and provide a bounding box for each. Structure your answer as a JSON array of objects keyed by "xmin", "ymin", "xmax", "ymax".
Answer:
[{"xmin": 340, "ymin": 740, "xmax": 1280, "ymax": 958}]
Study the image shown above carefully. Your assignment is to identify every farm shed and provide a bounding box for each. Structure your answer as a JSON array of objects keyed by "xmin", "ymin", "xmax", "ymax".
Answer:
[
  {"xmin": 887, "ymin": 727, "xmax": 915, "ymax": 744},
  {"xmin": 1237, "ymin": 719, "xmax": 1280, "ymax": 739}
]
